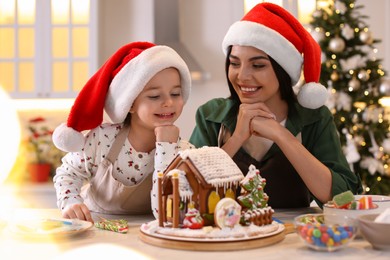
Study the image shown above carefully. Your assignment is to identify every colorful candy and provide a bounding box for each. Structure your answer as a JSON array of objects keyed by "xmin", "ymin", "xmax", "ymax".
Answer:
[
  {"xmin": 295, "ymin": 214, "xmax": 356, "ymax": 250},
  {"xmin": 332, "ymin": 191, "xmax": 354, "ymax": 208},
  {"xmin": 95, "ymin": 217, "xmax": 128, "ymax": 233},
  {"xmin": 329, "ymin": 192, "xmax": 376, "ymax": 210},
  {"xmin": 296, "ymin": 222, "xmax": 355, "ymax": 249}
]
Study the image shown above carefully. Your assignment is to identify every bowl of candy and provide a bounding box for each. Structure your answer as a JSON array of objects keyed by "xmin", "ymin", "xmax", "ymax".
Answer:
[
  {"xmin": 323, "ymin": 191, "xmax": 383, "ymax": 226},
  {"xmin": 294, "ymin": 213, "xmax": 357, "ymax": 251},
  {"xmin": 357, "ymin": 209, "xmax": 390, "ymax": 251}
]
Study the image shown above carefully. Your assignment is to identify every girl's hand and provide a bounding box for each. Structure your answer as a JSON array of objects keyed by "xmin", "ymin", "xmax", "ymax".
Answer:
[
  {"xmin": 62, "ymin": 203, "xmax": 94, "ymax": 223},
  {"xmin": 154, "ymin": 125, "xmax": 180, "ymax": 143}
]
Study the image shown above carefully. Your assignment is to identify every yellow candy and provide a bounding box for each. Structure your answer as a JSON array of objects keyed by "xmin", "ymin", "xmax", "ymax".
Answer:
[{"xmin": 327, "ymin": 238, "xmax": 334, "ymax": 247}]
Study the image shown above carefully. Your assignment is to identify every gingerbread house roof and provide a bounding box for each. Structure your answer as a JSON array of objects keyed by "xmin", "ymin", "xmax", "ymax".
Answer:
[{"xmin": 179, "ymin": 146, "xmax": 244, "ymax": 188}]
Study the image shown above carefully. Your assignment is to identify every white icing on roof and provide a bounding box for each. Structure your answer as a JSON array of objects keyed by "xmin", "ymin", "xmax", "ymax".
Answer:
[{"xmin": 179, "ymin": 146, "xmax": 244, "ymax": 188}]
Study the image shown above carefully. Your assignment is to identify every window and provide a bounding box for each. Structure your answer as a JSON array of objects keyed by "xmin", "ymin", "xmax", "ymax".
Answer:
[{"xmin": 0, "ymin": 0, "xmax": 97, "ymax": 98}]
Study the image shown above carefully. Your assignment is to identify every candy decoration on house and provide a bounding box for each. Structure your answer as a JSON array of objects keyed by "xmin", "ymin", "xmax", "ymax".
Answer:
[
  {"xmin": 214, "ymin": 198, "xmax": 242, "ymax": 229},
  {"xmin": 182, "ymin": 202, "xmax": 204, "ymax": 229},
  {"xmin": 237, "ymin": 165, "xmax": 273, "ymax": 226}
]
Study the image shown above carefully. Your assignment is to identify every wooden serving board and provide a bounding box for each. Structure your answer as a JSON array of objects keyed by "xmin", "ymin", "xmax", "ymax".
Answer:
[
  {"xmin": 139, "ymin": 229, "xmax": 286, "ymax": 251},
  {"xmin": 283, "ymin": 223, "xmax": 295, "ymax": 234}
]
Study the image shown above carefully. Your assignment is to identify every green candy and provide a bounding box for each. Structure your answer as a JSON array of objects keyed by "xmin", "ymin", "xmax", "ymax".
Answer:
[{"xmin": 333, "ymin": 191, "xmax": 354, "ymax": 208}]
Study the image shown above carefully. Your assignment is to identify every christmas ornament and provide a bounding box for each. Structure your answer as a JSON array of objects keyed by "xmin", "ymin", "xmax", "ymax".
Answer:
[
  {"xmin": 331, "ymin": 71, "xmax": 339, "ymax": 81},
  {"xmin": 340, "ymin": 54, "xmax": 367, "ymax": 72},
  {"xmin": 360, "ymin": 157, "xmax": 384, "ymax": 175},
  {"xmin": 337, "ymin": 92, "xmax": 352, "ymax": 111},
  {"xmin": 348, "ymin": 77, "xmax": 361, "ymax": 91},
  {"xmin": 324, "ymin": 86, "xmax": 336, "ymax": 110},
  {"xmin": 329, "ymin": 37, "xmax": 345, "ymax": 53},
  {"xmin": 342, "ymin": 129, "xmax": 360, "ymax": 164},
  {"xmin": 383, "ymin": 138, "xmax": 390, "ymax": 153},
  {"xmin": 359, "ymin": 30, "xmax": 373, "ymax": 44},
  {"xmin": 363, "ymin": 106, "xmax": 383, "ymax": 123},
  {"xmin": 321, "ymin": 52, "xmax": 327, "ymax": 63},
  {"xmin": 335, "ymin": 0, "xmax": 347, "ymax": 14},
  {"xmin": 312, "ymin": 10, "xmax": 322, "ymax": 18},
  {"xmin": 357, "ymin": 70, "xmax": 370, "ymax": 81},
  {"xmin": 379, "ymin": 78, "xmax": 390, "ymax": 95},
  {"xmin": 310, "ymin": 28, "xmax": 325, "ymax": 43},
  {"xmin": 368, "ymin": 131, "xmax": 382, "ymax": 159},
  {"xmin": 352, "ymin": 114, "xmax": 359, "ymax": 124},
  {"xmin": 341, "ymin": 24, "xmax": 354, "ymax": 40},
  {"xmin": 358, "ymin": 45, "xmax": 376, "ymax": 61}
]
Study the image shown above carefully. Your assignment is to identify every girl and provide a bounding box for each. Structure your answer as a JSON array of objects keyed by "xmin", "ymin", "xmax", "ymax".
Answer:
[
  {"xmin": 53, "ymin": 42, "xmax": 193, "ymax": 222},
  {"xmin": 190, "ymin": 3, "xmax": 362, "ymax": 208}
]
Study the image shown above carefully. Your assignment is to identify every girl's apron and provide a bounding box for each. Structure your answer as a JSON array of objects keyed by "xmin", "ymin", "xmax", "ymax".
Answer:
[{"xmin": 81, "ymin": 125, "xmax": 152, "ymax": 215}]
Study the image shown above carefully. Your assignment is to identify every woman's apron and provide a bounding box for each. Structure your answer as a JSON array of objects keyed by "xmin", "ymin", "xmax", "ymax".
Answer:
[
  {"xmin": 218, "ymin": 125, "xmax": 311, "ymax": 209},
  {"xmin": 81, "ymin": 125, "xmax": 152, "ymax": 215}
]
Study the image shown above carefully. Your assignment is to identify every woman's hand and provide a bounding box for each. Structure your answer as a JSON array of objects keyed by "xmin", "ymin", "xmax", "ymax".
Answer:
[
  {"xmin": 233, "ymin": 103, "xmax": 276, "ymax": 142},
  {"xmin": 222, "ymin": 103, "xmax": 275, "ymax": 157},
  {"xmin": 62, "ymin": 203, "xmax": 94, "ymax": 223},
  {"xmin": 154, "ymin": 125, "xmax": 180, "ymax": 143},
  {"xmin": 250, "ymin": 115, "xmax": 282, "ymax": 141}
]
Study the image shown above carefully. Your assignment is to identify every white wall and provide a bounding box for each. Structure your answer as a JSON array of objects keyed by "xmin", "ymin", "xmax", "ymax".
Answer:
[
  {"xmin": 356, "ymin": 0, "xmax": 390, "ymax": 73},
  {"xmin": 98, "ymin": 0, "xmax": 390, "ymax": 140},
  {"xmin": 176, "ymin": 0, "xmax": 244, "ymax": 139}
]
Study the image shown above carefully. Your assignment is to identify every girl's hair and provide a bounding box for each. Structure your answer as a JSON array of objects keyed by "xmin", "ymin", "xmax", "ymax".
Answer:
[
  {"xmin": 225, "ymin": 45, "xmax": 296, "ymax": 105},
  {"xmin": 123, "ymin": 113, "xmax": 131, "ymax": 126}
]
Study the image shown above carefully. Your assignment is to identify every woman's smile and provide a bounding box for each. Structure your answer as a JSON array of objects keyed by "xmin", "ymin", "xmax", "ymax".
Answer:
[{"xmin": 239, "ymin": 85, "xmax": 261, "ymax": 94}]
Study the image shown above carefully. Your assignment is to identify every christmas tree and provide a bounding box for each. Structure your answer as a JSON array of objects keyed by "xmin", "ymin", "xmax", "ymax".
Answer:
[
  {"xmin": 237, "ymin": 165, "xmax": 269, "ymax": 211},
  {"xmin": 309, "ymin": 0, "xmax": 390, "ymax": 195}
]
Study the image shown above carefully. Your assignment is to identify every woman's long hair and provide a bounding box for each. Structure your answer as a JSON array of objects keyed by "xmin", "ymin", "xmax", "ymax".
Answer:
[{"xmin": 225, "ymin": 45, "xmax": 296, "ymax": 106}]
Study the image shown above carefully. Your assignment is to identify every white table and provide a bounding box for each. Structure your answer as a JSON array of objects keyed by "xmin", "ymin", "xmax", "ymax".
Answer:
[{"xmin": 0, "ymin": 208, "xmax": 389, "ymax": 260}]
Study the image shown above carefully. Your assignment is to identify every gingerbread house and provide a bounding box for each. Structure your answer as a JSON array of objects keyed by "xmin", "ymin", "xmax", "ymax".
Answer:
[{"xmin": 157, "ymin": 147, "xmax": 244, "ymax": 227}]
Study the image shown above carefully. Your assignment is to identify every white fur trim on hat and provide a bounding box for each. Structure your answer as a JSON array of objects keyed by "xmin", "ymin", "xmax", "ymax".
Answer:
[
  {"xmin": 52, "ymin": 123, "xmax": 86, "ymax": 152},
  {"xmin": 222, "ymin": 21, "xmax": 303, "ymax": 85},
  {"xmin": 105, "ymin": 45, "xmax": 191, "ymax": 123},
  {"xmin": 297, "ymin": 82, "xmax": 329, "ymax": 109}
]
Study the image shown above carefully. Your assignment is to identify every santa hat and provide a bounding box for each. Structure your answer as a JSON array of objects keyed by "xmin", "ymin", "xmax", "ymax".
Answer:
[
  {"xmin": 53, "ymin": 41, "xmax": 191, "ymax": 152},
  {"xmin": 222, "ymin": 3, "xmax": 328, "ymax": 109}
]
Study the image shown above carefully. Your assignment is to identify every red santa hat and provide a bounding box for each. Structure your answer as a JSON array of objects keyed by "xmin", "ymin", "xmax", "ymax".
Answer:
[
  {"xmin": 222, "ymin": 3, "xmax": 328, "ymax": 109},
  {"xmin": 53, "ymin": 41, "xmax": 191, "ymax": 152}
]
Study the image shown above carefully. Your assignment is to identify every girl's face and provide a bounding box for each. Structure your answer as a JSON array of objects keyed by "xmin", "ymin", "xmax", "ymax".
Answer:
[
  {"xmin": 130, "ymin": 68, "xmax": 184, "ymax": 129},
  {"xmin": 228, "ymin": 45, "xmax": 282, "ymax": 105}
]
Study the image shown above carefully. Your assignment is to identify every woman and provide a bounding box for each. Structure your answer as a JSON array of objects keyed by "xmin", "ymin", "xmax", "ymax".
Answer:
[
  {"xmin": 190, "ymin": 3, "xmax": 362, "ymax": 208},
  {"xmin": 52, "ymin": 42, "xmax": 193, "ymax": 222}
]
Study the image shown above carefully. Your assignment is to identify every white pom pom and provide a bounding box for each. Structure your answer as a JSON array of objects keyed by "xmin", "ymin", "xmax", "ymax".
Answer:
[
  {"xmin": 297, "ymin": 82, "xmax": 329, "ymax": 109},
  {"xmin": 52, "ymin": 123, "xmax": 86, "ymax": 152}
]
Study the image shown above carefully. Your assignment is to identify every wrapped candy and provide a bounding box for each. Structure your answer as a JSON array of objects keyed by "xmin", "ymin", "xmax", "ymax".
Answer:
[{"xmin": 94, "ymin": 217, "xmax": 128, "ymax": 233}]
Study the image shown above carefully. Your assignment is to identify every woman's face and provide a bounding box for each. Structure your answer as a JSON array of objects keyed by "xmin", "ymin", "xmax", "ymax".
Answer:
[
  {"xmin": 228, "ymin": 45, "xmax": 282, "ymax": 105},
  {"xmin": 130, "ymin": 67, "xmax": 184, "ymax": 129}
]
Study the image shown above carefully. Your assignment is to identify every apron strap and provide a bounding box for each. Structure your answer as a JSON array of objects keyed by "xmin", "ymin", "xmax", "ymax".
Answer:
[{"xmin": 106, "ymin": 125, "xmax": 130, "ymax": 164}]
